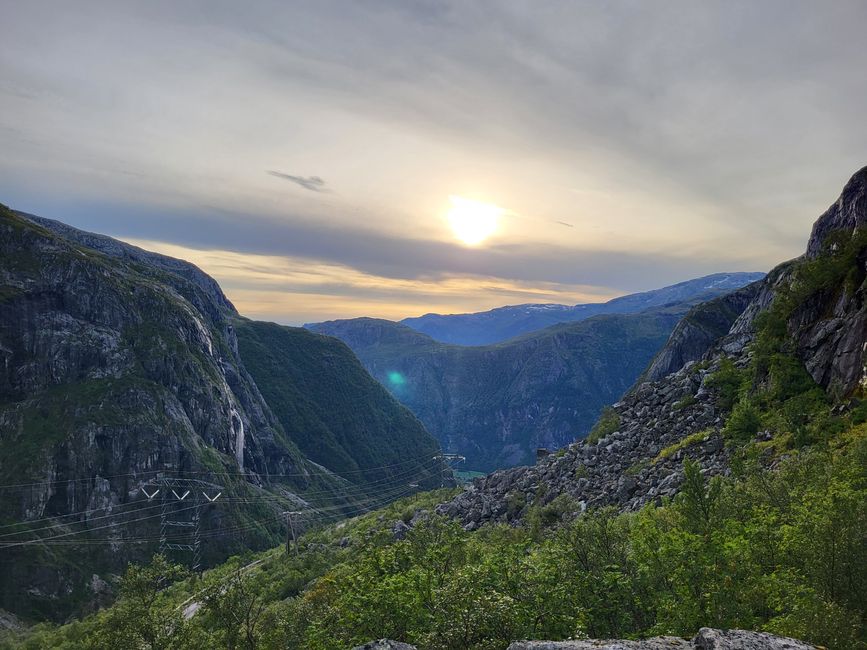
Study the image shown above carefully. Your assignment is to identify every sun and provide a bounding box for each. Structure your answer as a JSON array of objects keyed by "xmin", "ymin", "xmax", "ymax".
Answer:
[{"xmin": 446, "ymin": 196, "xmax": 502, "ymax": 246}]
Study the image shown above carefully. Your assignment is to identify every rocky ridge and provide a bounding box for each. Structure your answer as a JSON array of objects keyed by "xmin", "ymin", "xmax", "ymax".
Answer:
[
  {"xmin": 399, "ymin": 273, "xmax": 765, "ymax": 346},
  {"xmin": 436, "ymin": 165, "xmax": 867, "ymax": 529}
]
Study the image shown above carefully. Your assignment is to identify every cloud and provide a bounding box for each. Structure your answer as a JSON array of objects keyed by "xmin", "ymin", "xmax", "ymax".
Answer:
[
  {"xmin": 1, "ymin": 1, "xmax": 865, "ymax": 322},
  {"xmin": 266, "ymin": 170, "xmax": 330, "ymax": 193},
  {"xmin": 119, "ymin": 237, "xmax": 623, "ymax": 325}
]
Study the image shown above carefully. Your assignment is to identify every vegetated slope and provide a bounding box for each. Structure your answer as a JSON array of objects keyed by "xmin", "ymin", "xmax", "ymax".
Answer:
[
  {"xmin": 311, "ymin": 304, "xmax": 697, "ymax": 471},
  {"xmin": 399, "ymin": 272, "xmax": 764, "ymax": 346},
  {"xmin": 0, "ymin": 206, "xmax": 442, "ymax": 621},
  {"xmin": 234, "ymin": 319, "xmax": 441, "ymax": 485}
]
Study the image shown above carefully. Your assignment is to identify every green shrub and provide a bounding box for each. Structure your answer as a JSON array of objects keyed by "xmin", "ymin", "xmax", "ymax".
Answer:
[
  {"xmin": 705, "ymin": 358, "xmax": 747, "ymax": 411},
  {"xmin": 723, "ymin": 399, "xmax": 762, "ymax": 443}
]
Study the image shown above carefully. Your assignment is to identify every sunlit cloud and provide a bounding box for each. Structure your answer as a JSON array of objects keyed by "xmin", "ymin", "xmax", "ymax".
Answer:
[{"xmin": 122, "ymin": 238, "xmax": 622, "ymax": 324}]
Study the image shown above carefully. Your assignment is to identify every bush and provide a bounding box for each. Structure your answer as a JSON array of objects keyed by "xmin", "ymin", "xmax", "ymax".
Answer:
[
  {"xmin": 723, "ymin": 399, "xmax": 762, "ymax": 443},
  {"xmin": 705, "ymin": 359, "xmax": 747, "ymax": 410}
]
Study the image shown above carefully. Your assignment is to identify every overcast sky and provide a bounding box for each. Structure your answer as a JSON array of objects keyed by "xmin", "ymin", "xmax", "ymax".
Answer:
[{"xmin": 2, "ymin": 1, "xmax": 866, "ymax": 324}]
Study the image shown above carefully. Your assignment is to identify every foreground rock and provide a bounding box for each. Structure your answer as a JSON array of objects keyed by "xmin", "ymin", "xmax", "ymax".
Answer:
[
  {"xmin": 351, "ymin": 641, "xmax": 417, "ymax": 650},
  {"xmin": 508, "ymin": 628, "xmax": 816, "ymax": 649},
  {"xmin": 357, "ymin": 629, "xmax": 816, "ymax": 650}
]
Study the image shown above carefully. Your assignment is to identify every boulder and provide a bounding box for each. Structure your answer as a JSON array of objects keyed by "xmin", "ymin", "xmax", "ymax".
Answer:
[{"xmin": 352, "ymin": 641, "xmax": 417, "ymax": 650}]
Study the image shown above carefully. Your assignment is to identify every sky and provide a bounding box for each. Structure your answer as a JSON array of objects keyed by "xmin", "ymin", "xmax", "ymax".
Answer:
[{"xmin": 2, "ymin": 1, "xmax": 867, "ymax": 325}]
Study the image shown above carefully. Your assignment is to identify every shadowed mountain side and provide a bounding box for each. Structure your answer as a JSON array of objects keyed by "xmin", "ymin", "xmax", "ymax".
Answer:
[{"xmin": 0, "ymin": 206, "xmax": 444, "ymax": 620}]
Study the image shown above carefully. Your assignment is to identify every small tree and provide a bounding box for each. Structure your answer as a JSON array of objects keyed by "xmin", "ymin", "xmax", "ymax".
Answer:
[
  {"xmin": 86, "ymin": 555, "xmax": 190, "ymax": 650},
  {"xmin": 203, "ymin": 569, "xmax": 267, "ymax": 650}
]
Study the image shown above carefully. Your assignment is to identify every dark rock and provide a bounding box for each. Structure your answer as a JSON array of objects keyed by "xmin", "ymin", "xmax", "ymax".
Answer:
[
  {"xmin": 392, "ymin": 520, "xmax": 411, "ymax": 540},
  {"xmin": 693, "ymin": 627, "xmax": 816, "ymax": 649}
]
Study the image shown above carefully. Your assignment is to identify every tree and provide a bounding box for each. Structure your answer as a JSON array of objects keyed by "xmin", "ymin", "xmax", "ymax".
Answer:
[
  {"xmin": 85, "ymin": 555, "xmax": 190, "ymax": 650},
  {"xmin": 202, "ymin": 569, "xmax": 267, "ymax": 650}
]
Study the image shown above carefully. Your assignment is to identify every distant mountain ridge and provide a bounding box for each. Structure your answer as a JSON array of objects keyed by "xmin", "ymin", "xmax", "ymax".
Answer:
[
  {"xmin": 398, "ymin": 272, "xmax": 765, "ymax": 346},
  {"xmin": 310, "ymin": 297, "xmax": 717, "ymax": 471}
]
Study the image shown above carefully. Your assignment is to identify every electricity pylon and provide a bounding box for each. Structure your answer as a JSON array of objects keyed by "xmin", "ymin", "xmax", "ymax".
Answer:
[{"xmin": 141, "ymin": 477, "xmax": 222, "ymax": 572}]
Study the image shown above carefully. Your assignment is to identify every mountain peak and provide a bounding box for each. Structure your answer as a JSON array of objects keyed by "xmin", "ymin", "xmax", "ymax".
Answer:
[{"xmin": 806, "ymin": 165, "xmax": 867, "ymax": 257}]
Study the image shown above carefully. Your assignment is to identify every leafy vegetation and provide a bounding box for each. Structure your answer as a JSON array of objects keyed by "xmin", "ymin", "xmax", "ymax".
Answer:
[{"xmin": 652, "ymin": 429, "xmax": 710, "ymax": 463}]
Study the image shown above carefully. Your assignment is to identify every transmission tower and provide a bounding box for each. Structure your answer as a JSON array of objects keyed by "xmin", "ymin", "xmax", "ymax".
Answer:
[{"xmin": 141, "ymin": 477, "xmax": 222, "ymax": 572}]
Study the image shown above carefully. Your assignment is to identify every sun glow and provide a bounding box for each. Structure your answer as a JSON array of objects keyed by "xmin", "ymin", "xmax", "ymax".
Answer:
[{"xmin": 446, "ymin": 196, "xmax": 503, "ymax": 246}]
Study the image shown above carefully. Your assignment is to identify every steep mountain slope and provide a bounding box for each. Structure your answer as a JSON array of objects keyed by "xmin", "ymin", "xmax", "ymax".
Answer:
[
  {"xmin": 438, "ymin": 165, "xmax": 867, "ymax": 529},
  {"xmin": 311, "ymin": 305, "xmax": 697, "ymax": 471},
  {"xmin": 234, "ymin": 319, "xmax": 441, "ymax": 484},
  {"xmin": 0, "ymin": 206, "xmax": 442, "ymax": 620},
  {"xmin": 399, "ymin": 272, "xmax": 764, "ymax": 346}
]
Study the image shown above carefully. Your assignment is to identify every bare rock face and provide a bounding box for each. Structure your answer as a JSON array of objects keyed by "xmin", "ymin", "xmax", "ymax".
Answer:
[
  {"xmin": 692, "ymin": 627, "xmax": 816, "ymax": 649},
  {"xmin": 351, "ymin": 641, "xmax": 418, "ymax": 650},
  {"xmin": 642, "ymin": 284, "xmax": 761, "ymax": 383},
  {"xmin": 507, "ymin": 638, "xmax": 691, "ymax": 649},
  {"xmin": 806, "ymin": 165, "xmax": 867, "ymax": 258}
]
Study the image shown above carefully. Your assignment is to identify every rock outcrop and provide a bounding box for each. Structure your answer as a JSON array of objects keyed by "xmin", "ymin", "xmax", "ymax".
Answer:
[
  {"xmin": 356, "ymin": 629, "xmax": 817, "ymax": 650},
  {"xmin": 352, "ymin": 641, "xmax": 418, "ymax": 650},
  {"xmin": 507, "ymin": 628, "xmax": 816, "ymax": 649},
  {"xmin": 642, "ymin": 283, "xmax": 761, "ymax": 382},
  {"xmin": 806, "ymin": 165, "xmax": 867, "ymax": 258},
  {"xmin": 437, "ymin": 164, "xmax": 867, "ymax": 529}
]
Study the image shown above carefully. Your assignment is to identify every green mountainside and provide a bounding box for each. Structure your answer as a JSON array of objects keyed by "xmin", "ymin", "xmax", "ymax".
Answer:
[
  {"xmin": 234, "ymin": 319, "xmax": 441, "ymax": 484},
  {"xmin": 0, "ymin": 206, "xmax": 442, "ymax": 621}
]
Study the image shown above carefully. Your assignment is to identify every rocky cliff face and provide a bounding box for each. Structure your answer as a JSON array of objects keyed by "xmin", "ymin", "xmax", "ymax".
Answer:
[
  {"xmin": 805, "ymin": 165, "xmax": 867, "ymax": 258},
  {"xmin": 641, "ymin": 283, "xmax": 761, "ymax": 382},
  {"xmin": 312, "ymin": 307, "xmax": 693, "ymax": 471},
  {"xmin": 0, "ymin": 206, "xmax": 442, "ymax": 620},
  {"xmin": 437, "ymin": 165, "xmax": 867, "ymax": 529}
]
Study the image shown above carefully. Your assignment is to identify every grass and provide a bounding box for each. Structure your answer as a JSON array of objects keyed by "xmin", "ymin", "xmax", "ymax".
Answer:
[{"xmin": 653, "ymin": 429, "xmax": 712, "ymax": 464}]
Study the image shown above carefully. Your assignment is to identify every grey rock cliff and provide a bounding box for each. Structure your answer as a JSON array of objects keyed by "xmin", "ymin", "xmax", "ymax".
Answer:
[
  {"xmin": 806, "ymin": 165, "xmax": 867, "ymax": 258},
  {"xmin": 507, "ymin": 628, "xmax": 816, "ymax": 649}
]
